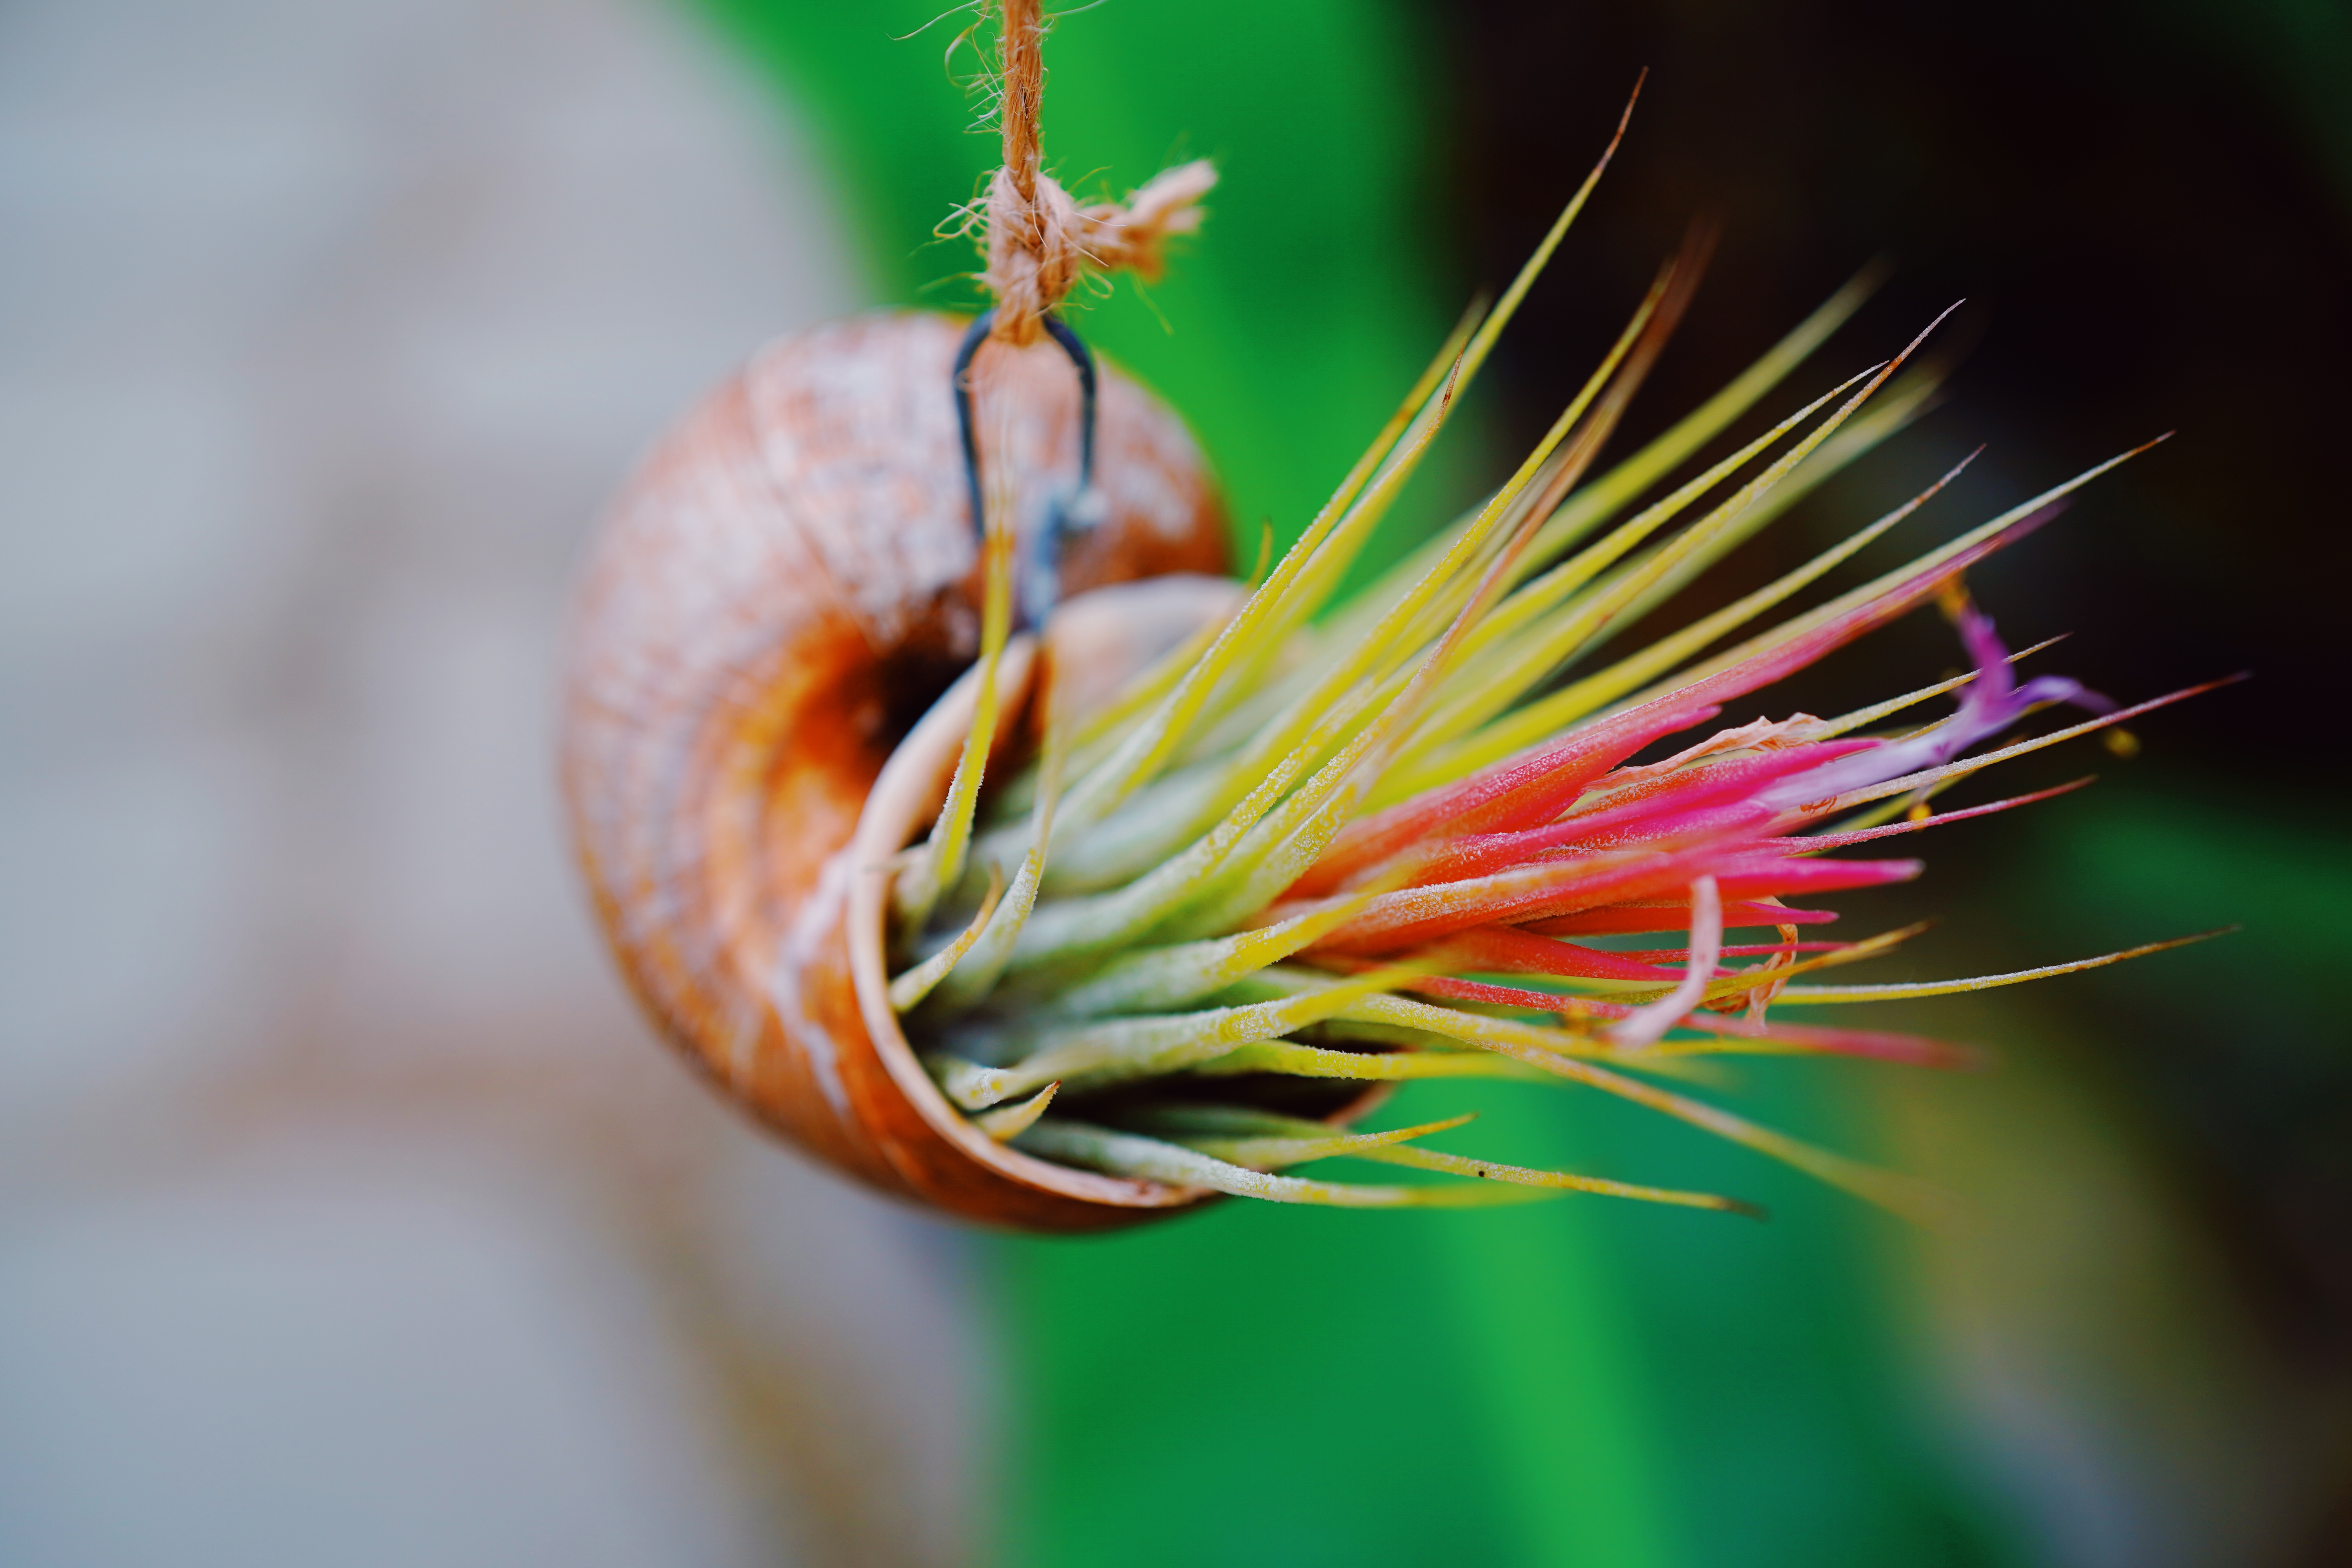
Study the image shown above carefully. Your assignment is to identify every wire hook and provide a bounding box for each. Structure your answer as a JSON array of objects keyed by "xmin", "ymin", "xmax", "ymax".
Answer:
[{"xmin": 952, "ymin": 308, "xmax": 1103, "ymax": 629}]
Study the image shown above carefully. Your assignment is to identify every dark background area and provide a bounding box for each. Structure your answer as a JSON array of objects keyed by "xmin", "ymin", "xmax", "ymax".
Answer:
[
  {"xmin": 1439, "ymin": 4, "xmax": 2350, "ymax": 1554},
  {"xmin": 1444, "ymin": 0, "xmax": 2345, "ymax": 776}
]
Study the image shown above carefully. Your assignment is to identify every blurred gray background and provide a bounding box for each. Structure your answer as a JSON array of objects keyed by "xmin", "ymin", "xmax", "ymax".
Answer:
[{"xmin": 0, "ymin": 0, "xmax": 981, "ymax": 1562}]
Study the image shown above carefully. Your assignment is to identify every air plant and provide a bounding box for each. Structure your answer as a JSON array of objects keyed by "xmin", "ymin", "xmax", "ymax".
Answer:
[
  {"xmin": 563, "ymin": 4, "xmax": 2226, "ymax": 1230},
  {"xmin": 879, "ymin": 100, "xmax": 2225, "ymax": 1223}
]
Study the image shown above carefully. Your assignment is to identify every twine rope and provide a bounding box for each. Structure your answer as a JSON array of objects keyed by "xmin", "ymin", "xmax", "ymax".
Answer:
[{"xmin": 978, "ymin": 0, "xmax": 1216, "ymax": 346}]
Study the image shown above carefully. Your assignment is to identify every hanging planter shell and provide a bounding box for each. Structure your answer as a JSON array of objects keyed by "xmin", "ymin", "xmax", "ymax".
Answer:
[{"xmin": 561, "ymin": 311, "xmax": 1233, "ymax": 1227}]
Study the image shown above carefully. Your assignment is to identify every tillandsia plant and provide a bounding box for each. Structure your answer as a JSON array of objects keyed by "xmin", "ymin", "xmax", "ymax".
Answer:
[
  {"xmin": 880, "ymin": 83, "xmax": 2228, "ymax": 1222},
  {"xmin": 561, "ymin": 5, "xmax": 2229, "ymax": 1230}
]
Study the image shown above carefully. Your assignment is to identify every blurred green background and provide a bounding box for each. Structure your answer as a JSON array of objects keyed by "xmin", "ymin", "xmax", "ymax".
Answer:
[{"xmin": 698, "ymin": 2, "xmax": 2348, "ymax": 1564}]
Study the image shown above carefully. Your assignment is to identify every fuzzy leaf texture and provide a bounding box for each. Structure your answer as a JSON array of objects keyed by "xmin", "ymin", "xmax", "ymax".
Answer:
[{"xmin": 885, "ymin": 117, "xmax": 2223, "ymax": 1219}]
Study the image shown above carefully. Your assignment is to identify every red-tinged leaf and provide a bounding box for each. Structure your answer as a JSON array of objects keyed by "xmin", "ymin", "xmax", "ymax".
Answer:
[
  {"xmin": 1525, "ymin": 901, "xmax": 1841, "ymax": 936},
  {"xmin": 1304, "ymin": 499, "xmax": 2062, "ymax": 903},
  {"xmin": 1728, "ymin": 1020, "xmax": 1982, "ymax": 1068},
  {"xmin": 1394, "ymin": 973, "xmax": 1627, "ymax": 1016},
  {"xmin": 1619, "ymin": 942, "xmax": 1845, "ymax": 962},
  {"xmin": 1345, "ymin": 983, "xmax": 1973, "ymax": 1072},
  {"xmin": 1289, "ymin": 701, "xmax": 1719, "ymax": 897},
  {"xmin": 1308, "ymin": 844, "xmax": 1735, "ymax": 953},
  {"xmin": 1656, "ymin": 1013, "xmax": 1983, "ymax": 1068},
  {"xmin": 1564, "ymin": 739, "xmax": 1882, "ymax": 833},
  {"xmin": 1609, "ymin": 872, "xmax": 1727, "ymax": 1046},
  {"xmin": 1708, "ymin": 856, "xmax": 1923, "ymax": 902},
  {"xmin": 1381, "ymin": 794, "xmax": 1776, "ymax": 889},
  {"xmin": 1598, "ymin": 499, "xmax": 2067, "ymax": 734},
  {"xmin": 1383, "ymin": 744, "xmax": 1879, "ymax": 886},
  {"xmin": 1548, "ymin": 795, "xmax": 1787, "ymax": 860},
  {"xmin": 1786, "ymin": 776, "xmax": 2094, "ymax": 850},
  {"xmin": 1437, "ymin": 922, "xmax": 1684, "ymax": 982}
]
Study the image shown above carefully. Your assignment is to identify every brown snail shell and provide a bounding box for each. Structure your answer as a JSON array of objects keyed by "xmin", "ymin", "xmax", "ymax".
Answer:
[{"xmin": 559, "ymin": 310, "xmax": 1238, "ymax": 1229}]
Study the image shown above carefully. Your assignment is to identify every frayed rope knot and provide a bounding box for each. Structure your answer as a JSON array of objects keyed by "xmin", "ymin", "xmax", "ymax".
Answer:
[
  {"xmin": 973, "ymin": 0, "xmax": 1214, "ymax": 347},
  {"xmin": 979, "ymin": 159, "xmax": 1217, "ymax": 348}
]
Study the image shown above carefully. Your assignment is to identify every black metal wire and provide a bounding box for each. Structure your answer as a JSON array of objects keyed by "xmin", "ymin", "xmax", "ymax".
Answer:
[{"xmin": 951, "ymin": 307, "xmax": 1102, "ymax": 628}]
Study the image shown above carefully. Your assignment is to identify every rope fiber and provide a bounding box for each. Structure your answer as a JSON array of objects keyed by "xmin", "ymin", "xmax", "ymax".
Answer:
[{"xmin": 977, "ymin": 0, "xmax": 1216, "ymax": 345}]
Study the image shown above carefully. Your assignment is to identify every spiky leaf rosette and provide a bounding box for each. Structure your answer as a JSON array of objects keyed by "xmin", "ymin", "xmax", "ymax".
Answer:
[{"xmin": 884, "ymin": 129, "xmax": 2223, "ymax": 1221}]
